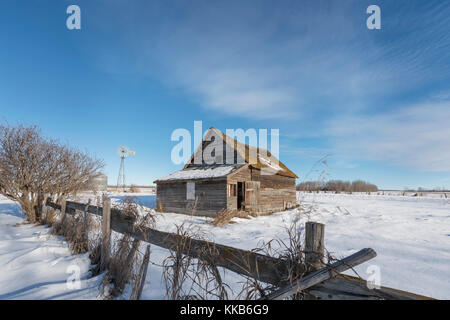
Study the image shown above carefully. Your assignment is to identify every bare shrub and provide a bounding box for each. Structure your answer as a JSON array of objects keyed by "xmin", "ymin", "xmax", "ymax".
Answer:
[
  {"xmin": 162, "ymin": 224, "xmax": 230, "ymax": 300},
  {"xmin": 0, "ymin": 122, "xmax": 103, "ymax": 223}
]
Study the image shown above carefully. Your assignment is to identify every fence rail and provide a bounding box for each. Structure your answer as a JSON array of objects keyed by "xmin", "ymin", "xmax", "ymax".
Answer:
[{"xmin": 45, "ymin": 198, "xmax": 432, "ymax": 300}]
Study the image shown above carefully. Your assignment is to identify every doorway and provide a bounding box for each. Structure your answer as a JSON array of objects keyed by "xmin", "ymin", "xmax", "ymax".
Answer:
[{"xmin": 237, "ymin": 182, "xmax": 245, "ymax": 210}]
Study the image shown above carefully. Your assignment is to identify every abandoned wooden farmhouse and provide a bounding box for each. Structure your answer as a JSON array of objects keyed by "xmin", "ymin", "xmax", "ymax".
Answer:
[{"xmin": 154, "ymin": 127, "xmax": 298, "ymax": 217}]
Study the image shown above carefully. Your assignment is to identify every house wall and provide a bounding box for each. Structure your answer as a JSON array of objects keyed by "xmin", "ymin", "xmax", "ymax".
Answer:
[
  {"xmin": 156, "ymin": 179, "xmax": 227, "ymax": 217},
  {"xmin": 227, "ymin": 165, "xmax": 297, "ymax": 214}
]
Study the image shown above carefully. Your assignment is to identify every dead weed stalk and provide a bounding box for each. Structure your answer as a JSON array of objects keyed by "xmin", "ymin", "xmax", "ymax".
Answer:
[
  {"xmin": 238, "ymin": 220, "xmax": 309, "ymax": 300},
  {"xmin": 162, "ymin": 223, "xmax": 230, "ymax": 300},
  {"xmin": 210, "ymin": 209, "xmax": 250, "ymax": 227},
  {"xmin": 100, "ymin": 197, "xmax": 155, "ymax": 299}
]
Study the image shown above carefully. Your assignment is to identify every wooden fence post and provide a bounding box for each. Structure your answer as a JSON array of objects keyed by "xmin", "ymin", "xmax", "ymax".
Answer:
[
  {"xmin": 305, "ymin": 222, "xmax": 325, "ymax": 271},
  {"xmin": 60, "ymin": 198, "xmax": 67, "ymax": 225},
  {"xmin": 82, "ymin": 199, "xmax": 90, "ymax": 245},
  {"xmin": 101, "ymin": 196, "xmax": 111, "ymax": 272}
]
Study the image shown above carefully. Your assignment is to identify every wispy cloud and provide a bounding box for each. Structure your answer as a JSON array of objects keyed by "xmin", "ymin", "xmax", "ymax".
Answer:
[
  {"xmin": 325, "ymin": 100, "xmax": 450, "ymax": 171},
  {"xmin": 84, "ymin": 1, "xmax": 450, "ymax": 119},
  {"xmin": 83, "ymin": 0, "xmax": 450, "ymax": 172}
]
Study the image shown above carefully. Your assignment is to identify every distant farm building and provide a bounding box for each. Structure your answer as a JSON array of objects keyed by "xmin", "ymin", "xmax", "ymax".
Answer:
[{"xmin": 154, "ymin": 128, "xmax": 297, "ymax": 217}]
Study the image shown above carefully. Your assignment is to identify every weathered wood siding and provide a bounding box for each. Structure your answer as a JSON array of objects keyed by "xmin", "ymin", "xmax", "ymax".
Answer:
[
  {"xmin": 227, "ymin": 165, "xmax": 296, "ymax": 214},
  {"xmin": 156, "ymin": 179, "xmax": 227, "ymax": 217},
  {"xmin": 186, "ymin": 132, "xmax": 244, "ymax": 167}
]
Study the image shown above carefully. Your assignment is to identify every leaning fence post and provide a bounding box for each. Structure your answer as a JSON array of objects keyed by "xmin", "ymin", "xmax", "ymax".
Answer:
[
  {"xmin": 130, "ymin": 245, "xmax": 151, "ymax": 300},
  {"xmin": 305, "ymin": 222, "xmax": 325, "ymax": 271},
  {"xmin": 101, "ymin": 196, "xmax": 111, "ymax": 272}
]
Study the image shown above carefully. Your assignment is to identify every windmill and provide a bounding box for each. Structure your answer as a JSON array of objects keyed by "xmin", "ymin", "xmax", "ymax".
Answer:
[{"xmin": 116, "ymin": 146, "xmax": 135, "ymax": 191}]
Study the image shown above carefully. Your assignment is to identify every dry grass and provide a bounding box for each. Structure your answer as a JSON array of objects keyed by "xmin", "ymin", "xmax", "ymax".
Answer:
[
  {"xmin": 237, "ymin": 220, "xmax": 310, "ymax": 300},
  {"xmin": 89, "ymin": 238, "xmax": 103, "ymax": 275},
  {"xmin": 162, "ymin": 223, "xmax": 230, "ymax": 300},
  {"xmin": 155, "ymin": 198, "xmax": 163, "ymax": 212},
  {"xmin": 104, "ymin": 235, "xmax": 141, "ymax": 297},
  {"xmin": 210, "ymin": 209, "xmax": 250, "ymax": 227},
  {"xmin": 130, "ymin": 244, "xmax": 151, "ymax": 300},
  {"xmin": 43, "ymin": 196, "xmax": 156, "ymax": 299},
  {"xmin": 50, "ymin": 204, "xmax": 94, "ymax": 255},
  {"xmin": 99, "ymin": 197, "xmax": 155, "ymax": 299}
]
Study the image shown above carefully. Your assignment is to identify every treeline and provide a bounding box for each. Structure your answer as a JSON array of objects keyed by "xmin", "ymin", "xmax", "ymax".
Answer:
[
  {"xmin": 404, "ymin": 187, "xmax": 450, "ymax": 192},
  {"xmin": 297, "ymin": 180, "xmax": 378, "ymax": 192}
]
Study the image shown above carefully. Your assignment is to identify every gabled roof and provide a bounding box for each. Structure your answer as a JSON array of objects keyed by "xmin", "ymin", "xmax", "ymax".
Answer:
[
  {"xmin": 154, "ymin": 127, "xmax": 297, "ymax": 183},
  {"xmin": 184, "ymin": 127, "xmax": 298, "ymax": 178}
]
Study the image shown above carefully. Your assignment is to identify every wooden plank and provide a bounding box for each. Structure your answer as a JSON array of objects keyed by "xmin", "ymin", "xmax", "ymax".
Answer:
[
  {"xmin": 245, "ymin": 181, "xmax": 259, "ymax": 213},
  {"xmin": 308, "ymin": 275, "xmax": 435, "ymax": 300},
  {"xmin": 156, "ymin": 180, "xmax": 227, "ymax": 216},
  {"xmin": 261, "ymin": 248, "xmax": 377, "ymax": 300}
]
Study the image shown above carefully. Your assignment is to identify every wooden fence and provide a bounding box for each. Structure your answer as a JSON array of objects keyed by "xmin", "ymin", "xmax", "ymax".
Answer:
[{"xmin": 45, "ymin": 197, "xmax": 433, "ymax": 300}]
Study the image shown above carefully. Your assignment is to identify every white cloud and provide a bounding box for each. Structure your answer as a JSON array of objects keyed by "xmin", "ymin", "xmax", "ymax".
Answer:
[
  {"xmin": 86, "ymin": 1, "xmax": 450, "ymax": 121},
  {"xmin": 83, "ymin": 1, "xmax": 450, "ymax": 173},
  {"xmin": 326, "ymin": 101, "xmax": 450, "ymax": 171}
]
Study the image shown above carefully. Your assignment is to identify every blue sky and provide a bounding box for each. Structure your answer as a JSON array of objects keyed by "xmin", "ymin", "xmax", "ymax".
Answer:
[{"xmin": 0, "ymin": 0, "xmax": 449, "ymax": 189}]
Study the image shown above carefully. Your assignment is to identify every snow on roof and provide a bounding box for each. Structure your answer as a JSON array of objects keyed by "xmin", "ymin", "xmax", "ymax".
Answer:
[
  {"xmin": 258, "ymin": 156, "xmax": 283, "ymax": 173},
  {"xmin": 156, "ymin": 165, "xmax": 241, "ymax": 182}
]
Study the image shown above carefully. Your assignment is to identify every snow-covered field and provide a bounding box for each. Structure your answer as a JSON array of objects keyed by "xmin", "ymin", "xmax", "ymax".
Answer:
[
  {"xmin": 1, "ymin": 191, "xmax": 449, "ymax": 299},
  {"xmin": 0, "ymin": 198, "xmax": 103, "ymax": 299}
]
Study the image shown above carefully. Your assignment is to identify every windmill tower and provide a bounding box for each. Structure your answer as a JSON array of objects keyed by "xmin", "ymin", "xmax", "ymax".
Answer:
[{"xmin": 116, "ymin": 146, "xmax": 135, "ymax": 192}]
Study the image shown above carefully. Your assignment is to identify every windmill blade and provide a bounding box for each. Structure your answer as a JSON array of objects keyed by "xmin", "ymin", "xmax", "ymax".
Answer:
[
  {"xmin": 118, "ymin": 145, "xmax": 130, "ymax": 157},
  {"xmin": 129, "ymin": 151, "xmax": 136, "ymax": 156}
]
